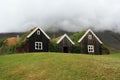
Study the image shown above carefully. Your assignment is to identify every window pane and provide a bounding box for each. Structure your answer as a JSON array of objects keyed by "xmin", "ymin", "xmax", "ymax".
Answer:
[
  {"xmin": 88, "ymin": 35, "xmax": 92, "ymax": 40},
  {"xmin": 88, "ymin": 45, "xmax": 94, "ymax": 53},
  {"xmin": 35, "ymin": 42, "xmax": 43, "ymax": 50}
]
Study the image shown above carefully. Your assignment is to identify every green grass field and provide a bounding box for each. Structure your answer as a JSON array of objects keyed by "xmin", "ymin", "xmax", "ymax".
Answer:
[{"xmin": 0, "ymin": 53, "xmax": 120, "ymax": 80}]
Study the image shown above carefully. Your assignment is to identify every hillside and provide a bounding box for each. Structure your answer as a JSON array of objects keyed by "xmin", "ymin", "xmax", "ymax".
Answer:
[
  {"xmin": 0, "ymin": 32, "xmax": 25, "ymax": 38},
  {"xmin": 0, "ymin": 53, "xmax": 120, "ymax": 80},
  {"xmin": 96, "ymin": 31, "xmax": 120, "ymax": 52}
]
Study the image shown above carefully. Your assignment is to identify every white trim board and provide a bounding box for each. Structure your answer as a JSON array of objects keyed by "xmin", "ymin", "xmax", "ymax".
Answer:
[
  {"xmin": 57, "ymin": 34, "xmax": 75, "ymax": 45},
  {"xmin": 78, "ymin": 29, "xmax": 103, "ymax": 44},
  {"xmin": 27, "ymin": 27, "xmax": 50, "ymax": 39}
]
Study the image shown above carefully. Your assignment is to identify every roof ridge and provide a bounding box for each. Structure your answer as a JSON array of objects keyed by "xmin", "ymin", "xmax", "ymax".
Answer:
[
  {"xmin": 57, "ymin": 34, "xmax": 75, "ymax": 45},
  {"xmin": 78, "ymin": 29, "xmax": 103, "ymax": 44},
  {"xmin": 27, "ymin": 27, "xmax": 50, "ymax": 39}
]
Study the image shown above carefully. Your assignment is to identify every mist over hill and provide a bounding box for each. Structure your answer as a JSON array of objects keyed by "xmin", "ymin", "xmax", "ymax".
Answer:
[{"xmin": 1, "ymin": 0, "xmax": 120, "ymax": 33}]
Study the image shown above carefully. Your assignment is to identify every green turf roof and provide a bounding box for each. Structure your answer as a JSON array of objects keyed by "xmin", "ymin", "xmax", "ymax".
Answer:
[
  {"xmin": 19, "ymin": 27, "xmax": 37, "ymax": 42},
  {"xmin": 15, "ymin": 27, "xmax": 37, "ymax": 47},
  {"xmin": 70, "ymin": 30, "xmax": 86, "ymax": 44},
  {"xmin": 51, "ymin": 30, "xmax": 86, "ymax": 44}
]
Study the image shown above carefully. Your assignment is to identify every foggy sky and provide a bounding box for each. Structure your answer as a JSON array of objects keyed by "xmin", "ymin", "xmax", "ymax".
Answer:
[{"xmin": 0, "ymin": 0, "xmax": 120, "ymax": 32}]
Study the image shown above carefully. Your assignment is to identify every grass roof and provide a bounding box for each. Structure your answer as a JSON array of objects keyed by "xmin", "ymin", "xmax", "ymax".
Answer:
[
  {"xmin": 51, "ymin": 35, "xmax": 62, "ymax": 43},
  {"xmin": 20, "ymin": 27, "xmax": 36, "ymax": 42},
  {"xmin": 70, "ymin": 30, "xmax": 86, "ymax": 44},
  {"xmin": 15, "ymin": 27, "xmax": 37, "ymax": 46},
  {"xmin": 51, "ymin": 30, "xmax": 86, "ymax": 44}
]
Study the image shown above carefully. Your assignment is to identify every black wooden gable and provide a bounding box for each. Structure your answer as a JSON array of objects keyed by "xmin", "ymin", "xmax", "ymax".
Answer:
[
  {"xmin": 78, "ymin": 29, "xmax": 103, "ymax": 44},
  {"xmin": 57, "ymin": 34, "xmax": 75, "ymax": 53},
  {"xmin": 27, "ymin": 27, "xmax": 50, "ymax": 39},
  {"xmin": 57, "ymin": 34, "xmax": 75, "ymax": 45},
  {"xmin": 78, "ymin": 29, "xmax": 104, "ymax": 54},
  {"xmin": 26, "ymin": 27, "xmax": 50, "ymax": 52}
]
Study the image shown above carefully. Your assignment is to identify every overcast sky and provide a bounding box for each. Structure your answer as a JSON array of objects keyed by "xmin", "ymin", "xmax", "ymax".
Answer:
[{"xmin": 0, "ymin": 0, "xmax": 120, "ymax": 32}]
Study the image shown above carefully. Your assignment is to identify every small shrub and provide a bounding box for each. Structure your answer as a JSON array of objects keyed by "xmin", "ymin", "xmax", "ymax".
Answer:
[
  {"xmin": 4, "ymin": 45, "xmax": 16, "ymax": 54},
  {"xmin": 71, "ymin": 45, "xmax": 81, "ymax": 53},
  {"xmin": 0, "ymin": 39, "xmax": 6, "ymax": 48},
  {"xmin": 49, "ymin": 40, "xmax": 59, "ymax": 52}
]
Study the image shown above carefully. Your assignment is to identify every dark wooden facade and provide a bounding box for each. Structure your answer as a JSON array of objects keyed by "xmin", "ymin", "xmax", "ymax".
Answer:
[
  {"xmin": 80, "ymin": 32, "xmax": 102, "ymax": 54},
  {"xmin": 16, "ymin": 27, "xmax": 50, "ymax": 52},
  {"xmin": 57, "ymin": 34, "xmax": 75, "ymax": 53},
  {"xmin": 78, "ymin": 29, "xmax": 109, "ymax": 54},
  {"xmin": 27, "ymin": 28, "xmax": 50, "ymax": 52}
]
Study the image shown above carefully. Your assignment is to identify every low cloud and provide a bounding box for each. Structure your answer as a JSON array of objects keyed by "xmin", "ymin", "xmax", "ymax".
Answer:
[{"xmin": 0, "ymin": 0, "xmax": 120, "ymax": 32}]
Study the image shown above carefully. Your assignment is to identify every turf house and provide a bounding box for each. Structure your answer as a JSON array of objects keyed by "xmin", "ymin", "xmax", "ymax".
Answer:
[
  {"xmin": 78, "ymin": 29, "xmax": 110, "ymax": 54},
  {"xmin": 56, "ymin": 34, "xmax": 75, "ymax": 53},
  {"xmin": 16, "ymin": 27, "xmax": 50, "ymax": 52}
]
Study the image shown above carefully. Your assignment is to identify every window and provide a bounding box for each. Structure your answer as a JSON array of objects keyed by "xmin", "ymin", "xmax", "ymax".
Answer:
[
  {"xmin": 88, "ymin": 34, "xmax": 92, "ymax": 40},
  {"xmin": 35, "ymin": 42, "xmax": 43, "ymax": 50},
  {"xmin": 88, "ymin": 45, "xmax": 94, "ymax": 53},
  {"xmin": 37, "ymin": 30, "xmax": 40, "ymax": 35}
]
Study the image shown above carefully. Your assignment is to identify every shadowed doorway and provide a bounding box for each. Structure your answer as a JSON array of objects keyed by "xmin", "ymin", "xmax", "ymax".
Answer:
[{"xmin": 63, "ymin": 46, "xmax": 69, "ymax": 53}]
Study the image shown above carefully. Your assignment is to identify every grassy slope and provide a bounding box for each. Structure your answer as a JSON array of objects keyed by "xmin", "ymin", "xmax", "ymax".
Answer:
[{"xmin": 0, "ymin": 53, "xmax": 120, "ymax": 80}]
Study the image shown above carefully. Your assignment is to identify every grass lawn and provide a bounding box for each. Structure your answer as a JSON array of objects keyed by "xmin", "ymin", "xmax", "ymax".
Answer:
[{"xmin": 0, "ymin": 52, "xmax": 120, "ymax": 80}]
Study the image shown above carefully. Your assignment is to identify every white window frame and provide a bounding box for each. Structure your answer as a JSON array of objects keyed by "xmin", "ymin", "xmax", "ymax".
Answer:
[
  {"xmin": 88, "ymin": 34, "xmax": 92, "ymax": 40},
  {"xmin": 37, "ymin": 30, "xmax": 40, "ymax": 35},
  {"xmin": 88, "ymin": 45, "xmax": 94, "ymax": 53},
  {"xmin": 35, "ymin": 42, "xmax": 43, "ymax": 50}
]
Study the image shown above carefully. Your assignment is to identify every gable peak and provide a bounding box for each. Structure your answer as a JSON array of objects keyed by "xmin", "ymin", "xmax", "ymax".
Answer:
[
  {"xmin": 27, "ymin": 27, "xmax": 50, "ymax": 39},
  {"xmin": 78, "ymin": 28, "xmax": 103, "ymax": 44}
]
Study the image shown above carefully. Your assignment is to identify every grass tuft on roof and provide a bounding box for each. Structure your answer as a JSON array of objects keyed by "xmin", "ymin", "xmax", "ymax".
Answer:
[{"xmin": 70, "ymin": 30, "xmax": 86, "ymax": 44}]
